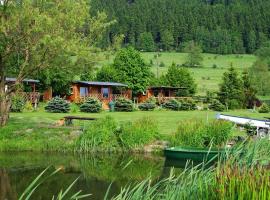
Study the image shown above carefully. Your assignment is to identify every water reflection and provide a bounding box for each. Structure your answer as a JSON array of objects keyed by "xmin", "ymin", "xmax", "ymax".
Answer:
[{"xmin": 0, "ymin": 152, "xmax": 167, "ymax": 200}]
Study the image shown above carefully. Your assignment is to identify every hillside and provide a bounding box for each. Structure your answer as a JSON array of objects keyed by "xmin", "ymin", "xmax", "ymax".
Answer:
[
  {"xmin": 101, "ymin": 52, "xmax": 256, "ymax": 95},
  {"xmin": 91, "ymin": 0, "xmax": 270, "ymax": 54}
]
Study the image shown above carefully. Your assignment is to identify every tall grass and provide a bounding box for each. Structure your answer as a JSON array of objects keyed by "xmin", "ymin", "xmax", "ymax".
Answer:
[
  {"xmin": 20, "ymin": 167, "xmax": 91, "ymax": 200},
  {"xmin": 171, "ymin": 119, "xmax": 234, "ymax": 148},
  {"xmin": 76, "ymin": 116, "xmax": 160, "ymax": 152},
  {"xmin": 107, "ymin": 139, "xmax": 270, "ymax": 200}
]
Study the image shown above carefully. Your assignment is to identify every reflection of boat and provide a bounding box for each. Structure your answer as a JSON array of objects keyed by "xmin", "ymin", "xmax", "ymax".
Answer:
[{"xmin": 164, "ymin": 147, "xmax": 224, "ymax": 161}]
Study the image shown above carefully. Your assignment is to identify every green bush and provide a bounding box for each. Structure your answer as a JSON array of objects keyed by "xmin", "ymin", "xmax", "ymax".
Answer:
[
  {"xmin": 114, "ymin": 98, "xmax": 134, "ymax": 112},
  {"xmin": 45, "ymin": 97, "xmax": 70, "ymax": 113},
  {"xmin": 76, "ymin": 116, "xmax": 119, "ymax": 152},
  {"xmin": 80, "ymin": 98, "xmax": 102, "ymax": 113},
  {"xmin": 209, "ymin": 99, "xmax": 226, "ymax": 111},
  {"xmin": 172, "ymin": 119, "xmax": 233, "ymax": 148},
  {"xmin": 119, "ymin": 117, "xmax": 160, "ymax": 148},
  {"xmin": 258, "ymin": 103, "xmax": 270, "ymax": 113},
  {"xmin": 138, "ymin": 102, "xmax": 156, "ymax": 111},
  {"xmin": 162, "ymin": 99, "xmax": 180, "ymax": 110},
  {"xmin": 10, "ymin": 94, "xmax": 25, "ymax": 112},
  {"xmin": 179, "ymin": 99, "xmax": 197, "ymax": 110},
  {"xmin": 24, "ymin": 101, "xmax": 33, "ymax": 111}
]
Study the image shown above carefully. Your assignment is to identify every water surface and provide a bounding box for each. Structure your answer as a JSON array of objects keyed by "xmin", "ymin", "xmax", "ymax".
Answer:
[{"xmin": 0, "ymin": 152, "xmax": 180, "ymax": 199}]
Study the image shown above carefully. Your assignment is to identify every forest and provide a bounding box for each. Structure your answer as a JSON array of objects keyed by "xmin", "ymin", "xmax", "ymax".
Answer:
[{"xmin": 91, "ymin": 0, "xmax": 270, "ymax": 54}]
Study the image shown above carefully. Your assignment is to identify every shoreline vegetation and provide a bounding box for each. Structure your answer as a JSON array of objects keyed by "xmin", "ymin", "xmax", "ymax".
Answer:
[
  {"xmin": 1, "ymin": 106, "xmax": 270, "ymax": 153},
  {"xmin": 20, "ymin": 139, "xmax": 270, "ymax": 199}
]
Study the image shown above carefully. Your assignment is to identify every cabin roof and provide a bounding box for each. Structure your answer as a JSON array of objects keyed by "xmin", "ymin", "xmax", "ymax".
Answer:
[
  {"xmin": 74, "ymin": 81, "xmax": 128, "ymax": 87},
  {"xmin": 149, "ymin": 86, "xmax": 187, "ymax": 90},
  {"xmin": 6, "ymin": 77, "xmax": 40, "ymax": 83}
]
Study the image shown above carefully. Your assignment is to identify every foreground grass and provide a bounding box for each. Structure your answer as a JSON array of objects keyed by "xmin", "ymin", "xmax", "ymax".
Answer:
[
  {"xmin": 0, "ymin": 109, "xmax": 269, "ymax": 152},
  {"xmin": 101, "ymin": 52, "xmax": 257, "ymax": 94}
]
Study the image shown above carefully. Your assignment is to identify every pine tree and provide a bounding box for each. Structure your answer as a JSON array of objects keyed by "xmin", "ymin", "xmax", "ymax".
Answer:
[
  {"xmin": 137, "ymin": 32, "xmax": 156, "ymax": 51},
  {"xmin": 218, "ymin": 66, "xmax": 244, "ymax": 109}
]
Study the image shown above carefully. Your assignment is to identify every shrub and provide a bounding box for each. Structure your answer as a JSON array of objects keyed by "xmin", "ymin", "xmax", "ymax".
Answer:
[
  {"xmin": 138, "ymin": 103, "xmax": 155, "ymax": 111},
  {"xmin": 172, "ymin": 119, "xmax": 233, "ymax": 148},
  {"xmin": 162, "ymin": 99, "xmax": 180, "ymax": 111},
  {"xmin": 212, "ymin": 64, "xmax": 218, "ymax": 69},
  {"xmin": 159, "ymin": 61, "xmax": 165, "ymax": 67},
  {"xmin": 258, "ymin": 103, "xmax": 270, "ymax": 113},
  {"xmin": 114, "ymin": 98, "xmax": 134, "ymax": 112},
  {"xmin": 45, "ymin": 97, "xmax": 70, "ymax": 113},
  {"xmin": 80, "ymin": 98, "xmax": 102, "ymax": 113},
  {"xmin": 10, "ymin": 94, "xmax": 25, "ymax": 112},
  {"xmin": 209, "ymin": 99, "xmax": 226, "ymax": 111},
  {"xmin": 119, "ymin": 117, "xmax": 160, "ymax": 148},
  {"xmin": 179, "ymin": 99, "xmax": 197, "ymax": 110},
  {"xmin": 76, "ymin": 116, "xmax": 119, "ymax": 152},
  {"xmin": 24, "ymin": 101, "xmax": 33, "ymax": 111}
]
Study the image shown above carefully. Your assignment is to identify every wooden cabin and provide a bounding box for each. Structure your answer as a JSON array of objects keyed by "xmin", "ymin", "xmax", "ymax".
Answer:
[
  {"xmin": 5, "ymin": 78, "xmax": 40, "ymax": 103},
  {"xmin": 68, "ymin": 81, "xmax": 132, "ymax": 109},
  {"xmin": 138, "ymin": 86, "xmax": 189, "ymax": 104}
]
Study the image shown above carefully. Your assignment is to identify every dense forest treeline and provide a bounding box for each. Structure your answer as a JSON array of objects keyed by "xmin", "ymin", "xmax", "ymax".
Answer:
[{"xmin": 91, "ymin": 0, "xmax": 270, "ymax": 54}]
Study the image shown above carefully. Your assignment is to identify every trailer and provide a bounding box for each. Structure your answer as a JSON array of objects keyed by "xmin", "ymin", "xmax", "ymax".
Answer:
[{"xmin": 216, "ymin": 114, "xmax": 270, "ymax": 138}]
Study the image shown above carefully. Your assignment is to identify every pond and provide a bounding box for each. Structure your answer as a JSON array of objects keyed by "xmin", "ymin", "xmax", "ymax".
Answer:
[{"xmin": 0, "ymin": 152, "xmax": 185, "ymax": 200}]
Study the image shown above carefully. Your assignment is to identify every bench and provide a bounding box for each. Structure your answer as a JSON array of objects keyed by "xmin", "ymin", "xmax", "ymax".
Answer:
[{"xmin": 64, "ymin": 116, "xmax": 97, "ymax": 125}]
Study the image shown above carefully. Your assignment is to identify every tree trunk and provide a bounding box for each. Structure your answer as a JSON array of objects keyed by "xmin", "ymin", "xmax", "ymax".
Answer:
[
  {"xmin": 0, "ymin": 96, "xmax": 11, "ymax": 127},
  {"xmin": 0, "ymin": 55, "xmax": 11, "ymax": 127}
]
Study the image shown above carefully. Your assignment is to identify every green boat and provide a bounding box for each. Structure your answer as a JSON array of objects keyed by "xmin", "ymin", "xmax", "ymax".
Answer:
[{"xmin": 164, "ymin": 147, "xmax": 225, "ymax": 161}]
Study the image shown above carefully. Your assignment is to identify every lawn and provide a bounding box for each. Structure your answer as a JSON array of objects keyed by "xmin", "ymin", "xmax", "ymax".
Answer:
[
  {"xmin": 1, "ymin": 109, "xmax": 269, "ymax": 151},
  {"xmin": 100, "ymin": 52, "xmax": 256, "ymax": 95}
]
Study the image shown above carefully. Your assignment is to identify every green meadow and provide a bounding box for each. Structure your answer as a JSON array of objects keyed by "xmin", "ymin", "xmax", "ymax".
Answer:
[{"xmin": 101, "ymin": 52, "xmax": 256, "ymax": 95}]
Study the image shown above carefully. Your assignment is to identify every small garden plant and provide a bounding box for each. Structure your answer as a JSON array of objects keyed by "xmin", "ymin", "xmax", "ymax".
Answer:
[
  {"xmin": 45, "ymin": 97, "xmax": 70, "ymax": 113},
  {"xmin": 258, "ymin": 103, "xmax": 269, "ymax": 113},
  {"xmin": 209, "ymin": 99, "xmax": 226, "ymax": 111},
  {"xmin": 80, "ymin": 98, "xmax": 102, "ymax": 113}
]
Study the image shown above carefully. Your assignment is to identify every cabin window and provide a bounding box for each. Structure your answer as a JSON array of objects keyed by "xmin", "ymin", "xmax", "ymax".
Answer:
[
  {"xmin": 80, "ymin": 87, "xmax": 89, "ymax": 97},
  {"xmin": 153, "ymin": 90, "xmax": 159, "ymax": 97},
  {"xmin": 165, "ymin": 90, "xmax": 170, "ymax": 97},
  {"xmin": 102, "ymin": 88, "xmax": 109, "ymax": 98}
]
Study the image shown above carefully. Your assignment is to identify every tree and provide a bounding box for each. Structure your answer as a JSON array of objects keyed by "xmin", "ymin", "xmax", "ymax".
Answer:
[
  {"xmin": 161, "ymin": 30, "xmax": 174, "ymax": 51},
  {"xmin": 183, "ymin": 41, "xmax": 203, "ymax": 67},
  {"xmin": 112, "ymin": 47, "xmax": 152, "ymax": 96},
  {"xmin": 0, "ymin": 0, "xmax": 110, "ymax": 126},
  {"xmin": 96, "ymin": 65, "xmax": 118, "ymax": 82},
  {"xmin": 218, "ymin": 67, "xmax": 244, "ymax": 109},
  {"xmin": 255, "ymin": 41, "xmax": 270, "ymax": 69},
  {"xmin": 163, "ymin": 63, "xmax": 196, "ymax": 96},
  {"xmin": 249, "ymin": 60, "xmax": 270, "ymax": 96},
  {"xmin": 137, "ymin": 32, "xmax": 155, "ymax": 52},
  {"xmin": 242, "ymin": 70, "xmax": 257, "ymax": 108}
]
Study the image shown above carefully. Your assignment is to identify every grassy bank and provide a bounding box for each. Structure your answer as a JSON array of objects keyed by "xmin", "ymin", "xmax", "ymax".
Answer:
[
  {"xmin": 101, "ymin": 52, "xmax": 257, "ymax": 94},
  {"xmin": 1, "ymin": 109, "xmax": 269, "ymax": 152}
]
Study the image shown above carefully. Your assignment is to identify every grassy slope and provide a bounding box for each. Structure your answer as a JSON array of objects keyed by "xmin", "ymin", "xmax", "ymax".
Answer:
[{"xmin": 101, "ymin": 52, "xmax": 256, "ymax": 95}]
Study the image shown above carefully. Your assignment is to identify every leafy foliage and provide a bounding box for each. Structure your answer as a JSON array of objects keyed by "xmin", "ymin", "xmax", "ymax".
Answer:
[
  {"xmin": 209, "ymin": 99, "xmax": 226, "ymax": 112},
  {"xmin": 112, "ymin": 47, "xmax": 153, "ymax": 95},
  {"xmin": 114, "ymin": 98, "xmax": 134, "ymax": 112},
  {"xmin": 258, "ymin": 103, "xmax": 270, "ymax": 113},
  {"xmin": 162, "ymin": 99, "xmax": 197, "ymax": 111},
  {"xmin": 137, "ymin": 32, "xmax": 156, "ymax": 51},
  {"xmin": 80, "ymin": 98, "xmax": 102, "ymax": 113},
  {"xmin": 45, "ymin": 97, "xmax": 70, "ymax": 113},
  {"xmin": 162, "ymin": 63, "xmax": 196, "ymax": 95},
  {"xmin": 10, "ymin": 95, "xmax": 25, "ymax": 113},
  {"xmin": 96, "ymin": 65, "xmax": 118, "ymax": 82},
  {"xmin": 183, "ymin": 41, "xmax": 203, "ymax": 67}
]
